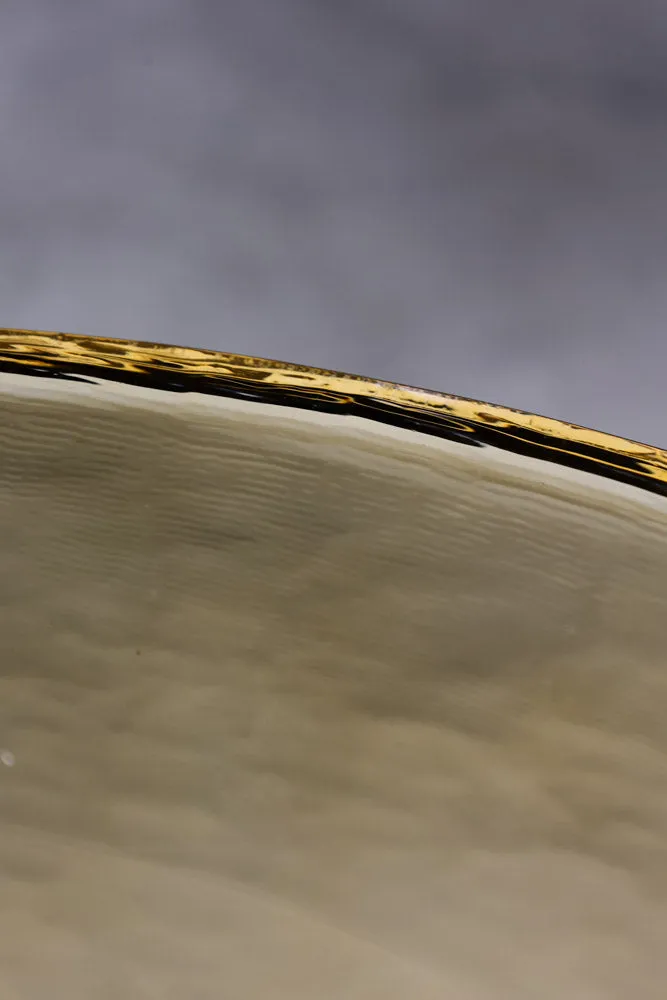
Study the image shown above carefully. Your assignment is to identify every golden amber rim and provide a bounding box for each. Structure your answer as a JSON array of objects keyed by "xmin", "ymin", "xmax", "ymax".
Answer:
[{"xmin": 0, "ymin": 327, "xmax": 665, "ymax": 497}]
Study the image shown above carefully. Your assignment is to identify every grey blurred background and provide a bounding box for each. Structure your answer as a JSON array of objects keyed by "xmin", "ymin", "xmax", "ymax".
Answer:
[{"xmin": 1, "ymin": 0, "xmax": 666, "ymax": 443}]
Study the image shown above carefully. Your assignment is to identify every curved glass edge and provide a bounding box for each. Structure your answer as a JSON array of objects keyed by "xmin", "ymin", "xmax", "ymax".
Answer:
[{"xmin": 0, "ymin": 327, "xmax": 666, "ymax": 497}]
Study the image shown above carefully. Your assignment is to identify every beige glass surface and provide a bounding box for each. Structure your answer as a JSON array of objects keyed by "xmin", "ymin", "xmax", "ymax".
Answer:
[{"xmin": 0, "ymin": 331, "xmax": 667, "ymax": 998}]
